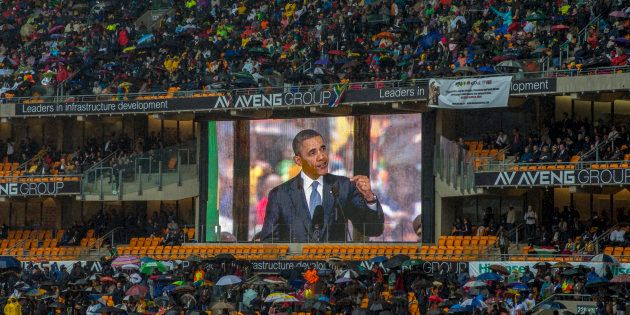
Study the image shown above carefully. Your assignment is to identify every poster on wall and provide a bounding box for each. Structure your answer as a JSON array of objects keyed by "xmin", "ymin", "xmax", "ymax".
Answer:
[{"xmin": 428, "ymin": 76, "xmax": 512, "ymax": 109}]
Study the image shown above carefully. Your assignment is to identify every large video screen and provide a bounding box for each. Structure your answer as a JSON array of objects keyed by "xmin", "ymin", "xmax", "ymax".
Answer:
[{"xmin": 215, "ymin": 114, "xmax": 422, "ymax": 242}]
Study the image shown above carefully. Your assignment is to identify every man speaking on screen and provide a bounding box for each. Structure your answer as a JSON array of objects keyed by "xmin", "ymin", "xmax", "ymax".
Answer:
[{"xmin": 259, "ymin": 129, "xmax": 384, "ymax": 242}]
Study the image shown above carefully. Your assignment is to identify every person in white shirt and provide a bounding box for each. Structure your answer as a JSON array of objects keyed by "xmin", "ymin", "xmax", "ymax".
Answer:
[
  {"xmin": 524, "ymin": 206, "xmax": 538, "ymax": 245},
  {"xmin": 609, "ymin": 226, "xmax": 626, "ymax": 246}
]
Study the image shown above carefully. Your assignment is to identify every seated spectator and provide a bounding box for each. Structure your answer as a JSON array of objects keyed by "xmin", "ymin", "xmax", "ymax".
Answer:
[{"xmin": 609, "ymin": 225, "xmax": 626, "ymax": 246}]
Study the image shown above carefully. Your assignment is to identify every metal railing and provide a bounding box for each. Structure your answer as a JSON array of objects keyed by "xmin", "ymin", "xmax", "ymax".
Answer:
[
  {"xmin": 559, "ymin": 15, "xmax": 602, "ymax": 67},
  {"xmin": 475, "ymin": 160, "xmax": 628, "ymax": 173},
  {"xmin": 81, "ymin": 142, "xmax": 197, "ymax": 200},
  {"xmin": 6, "ymin": 65, "xmax": 630, "ymax": 105},
  {"xmin": 201, "ymin": 222, "xmax": 421, "ymax": 243},
  {"xmin": 434, "ymin": 136, "xmax": 509, "ymax": 193},
  {"xmin": 580, "ymin": 224, "xmax": 619, "ymax": 255},
  {"xmin": 90, "ymin": 227, "xmax": 123, "ymax": 257}
]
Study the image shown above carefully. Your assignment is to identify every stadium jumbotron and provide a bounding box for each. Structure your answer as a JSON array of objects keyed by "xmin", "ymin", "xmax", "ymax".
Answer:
[{"xmin": 0, "ymin": 0, "xmax": 628, "ymax": 313}]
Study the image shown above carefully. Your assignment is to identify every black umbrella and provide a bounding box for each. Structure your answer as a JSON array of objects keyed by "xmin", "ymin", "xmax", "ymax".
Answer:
[
  {"xmin": 97, "ymin": 306, "xmax": 126, "ymax": 313},
  {"xmin": 383, "ymin": 254, "xmax": 410, "ymax": 269},
  {"xmin": 48, "ymin": 302, "xmax": 66, "ymax": 308},
  {"xmin": 312, "ymin": 301, "xmax": 328, "ymax": 311},
  {"xmin": 173, "ymin": 285, "xmax": 195, "ymax": 294},
  {"xmin": 212, "ymin": 253, "xmax": 235, "ymax": 262},
  {"xmin": 533, "ymin": 262, "xmax": 551, "ymax": 269}
]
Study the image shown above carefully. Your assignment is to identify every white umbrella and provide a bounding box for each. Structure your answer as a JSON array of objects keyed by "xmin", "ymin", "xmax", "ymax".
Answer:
[
  {"xmin": 122, "ymin": 264, "xmax": 140, "ymax": 271},
  {"xmin": 216, "ymin": 275, "xmax": 242, "ymax": 286},
  {"xmin": 129, "ymin": 273, "xmax": 142, "ymax": 284}
]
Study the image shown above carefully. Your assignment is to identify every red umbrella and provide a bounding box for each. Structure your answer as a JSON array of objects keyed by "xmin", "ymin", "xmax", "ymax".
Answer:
[
  {"xmin": 48, "ymin": 25, "xmax": 65, "ymax": 34},
  {"xmin": 99, "ymin": 276, "xmax": 117, "ymax": 284},
  {"xmin": 328, "ymin": 50, "xmax": 346, "ymax": 56},
  {"xmin": 125, "ymin": 284, "xmax": 149, "ymax": 297},
  {"xmin": 551, "ymin": 24, "xmax": 569, "ymax": 32},
  {"xmin": 610, "ymin": 274, "xmax": 630, "ymax": 283},
  {"xmin": 429, "ymin": 295, "xmax": 444, "ymax": 303},
  {"xmin": 609, "ymin": 11, "xmax": 627, "ymax": 18}
]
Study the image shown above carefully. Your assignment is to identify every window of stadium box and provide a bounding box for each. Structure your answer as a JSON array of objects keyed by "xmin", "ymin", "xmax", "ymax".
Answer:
[{"xmin": 216, "ymin": 115, "xmax": 423, "ymax": 242}]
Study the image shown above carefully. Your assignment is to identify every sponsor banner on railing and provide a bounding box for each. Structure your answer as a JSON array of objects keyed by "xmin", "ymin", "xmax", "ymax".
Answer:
[
  {"xmin": 13, "ymin": 78, "xmax": 557, "ymax": 116},
  {"xmin": 510, "ymin": 78, "xmax": 556, "ymax": 95},
  {"xmin": 428, "ymin": 76, "xmax": 512, "ymax": 109},
  {"xmin": 0, "ymin": 180, "xmax": 81, "ymax": 196},
  {"xmin": 475, "ymin": 168, "xmax": 630, "ymax": 187},
  {"xmin": 469, "ymin": 261, "xmax": 630, "ymax": 277},
  {"xmin": 15, "ymin": 96, "xmax": 218, "ymax": 116}
]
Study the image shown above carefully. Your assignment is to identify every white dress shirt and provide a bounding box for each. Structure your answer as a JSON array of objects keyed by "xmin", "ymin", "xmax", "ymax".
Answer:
[{"xmin": 300, "ymin": 172, "xmax": 378, "ymax": 212}]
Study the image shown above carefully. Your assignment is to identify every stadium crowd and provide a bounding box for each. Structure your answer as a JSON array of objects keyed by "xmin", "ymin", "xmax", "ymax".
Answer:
[
  {"xmin": 0, "ymin": 250, "xmax": 627, "ymax": 314},
  {"xmin": 452, "ymin": 203, "xmax": 628, "ymax": 259},
  {"xmin": 0, "ymin": 0, "xmax": 628, "ymax": 99},
  {"xmin": 470, "ymin": 114, "xmax": 630, "ymax": 163},
  {"xmin": 0, "ymin": 132, "xmax": 167, "ymax": 176}
]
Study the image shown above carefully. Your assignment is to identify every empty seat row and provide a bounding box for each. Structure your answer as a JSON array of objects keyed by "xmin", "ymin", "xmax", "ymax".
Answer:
[{"xmin": 7, "ymin": 229, "xmax": 65, "ymax": 241}]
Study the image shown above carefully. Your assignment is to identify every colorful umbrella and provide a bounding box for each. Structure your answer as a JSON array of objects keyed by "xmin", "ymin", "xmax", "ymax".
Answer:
[
  {"xmin": 463, "ymin": 280, "xmax": 486, "ymax": 288},
  {"xmin": 140, "ymin": 261, "xmax": 168, "ymax": 275}
]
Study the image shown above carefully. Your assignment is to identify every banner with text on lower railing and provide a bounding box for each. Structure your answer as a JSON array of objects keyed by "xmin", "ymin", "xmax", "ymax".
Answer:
[
  {"xmin": 0, "ymin": 179, "xmax": 81, "ymax": 197},
  {"xmin": 475, "ymin": 168, "xmax": 630, "ymax": 187},
  {"xmin": 13, "ymin": 78, "xmax": 556, "ymax": 116}
]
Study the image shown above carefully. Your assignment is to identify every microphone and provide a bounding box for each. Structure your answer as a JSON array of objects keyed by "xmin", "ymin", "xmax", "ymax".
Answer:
[
  {"xmin": 312, "ymin": 205, "xmax": 324, "ymax": 241},
  {"xmin": 330, "ymin": 183, "xmax": 339, "ymax": 197}
]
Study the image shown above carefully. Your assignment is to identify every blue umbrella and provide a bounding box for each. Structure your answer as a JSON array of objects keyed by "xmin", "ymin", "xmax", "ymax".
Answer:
[
  {"xmin": 476, "ymin": 272, "xmax": 503, "ymax": 281},
  {"xmin": 477, "ymin": 66, "xmax": 496, "ymax": 73},
  {"xmin": 137, "ymin": 34, "xmax": 154, "ymax": 45},
  {"xmin": 590, "ymin": 254, "xmax": 619, "ymax": 264},
  {"xmin": 314, "ymin": 59, "xmax": 330, "ymax": 65},
  {"xmin": 163, "ymin": 284, "xmax": 176, "ymax": 293},
  {"xmin": 0, "ymin": 256, "xmax": 21, "ymax": 270},
  {"xmin": 88, "ymin": 294, "xmax": 102, "ymax": 301},
  {"xmin": 449, "ymin": 304, "xmax": 473, "ymax": 313},
  {"xmin": 508, "ymin": 282, "xmax": 530, "ymax": 291},
  {"xmin": 585, "ymin": 276, "xmax": 609, "ymax": 289},
  {"xmin": 369, "ymin": 256, "xmax": 388, "ymax": 264}
]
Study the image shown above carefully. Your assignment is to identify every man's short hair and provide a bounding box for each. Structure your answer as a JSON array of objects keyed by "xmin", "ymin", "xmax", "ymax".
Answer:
[{"xmin": 292, "ymin": 129, "xmax": 322, "ymax": 155}]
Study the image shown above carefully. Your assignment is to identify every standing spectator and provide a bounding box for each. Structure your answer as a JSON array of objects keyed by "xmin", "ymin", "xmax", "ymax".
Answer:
[
  {"xmin": 524, "ymin": 206, "xmax": 538, "ymax": 245},
  {"xmin": 506, "ymin": 205, "xmax": 517, "ymax": 232},
  {"xmin": 497, "ymin": 226, "xmax": 510, "ymax": 261}
]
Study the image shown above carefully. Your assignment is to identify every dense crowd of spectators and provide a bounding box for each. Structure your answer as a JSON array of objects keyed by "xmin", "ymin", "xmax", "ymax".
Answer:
[
  {"xmin": 0, "ymin": 0, "xmax": 628, "ymax": 99},
  {"xmin": 471, "ymin": 114, "xmax": 630, "ymax": 163},
  {"xmin": 0, "ymin": 249, "xmax": 627, "ymax": 314}
]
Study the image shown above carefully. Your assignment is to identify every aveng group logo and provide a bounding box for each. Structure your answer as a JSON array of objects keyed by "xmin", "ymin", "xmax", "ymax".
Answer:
[{"xmin": 454, "ymin": 79, "xmax": 493, "ymax": 87}]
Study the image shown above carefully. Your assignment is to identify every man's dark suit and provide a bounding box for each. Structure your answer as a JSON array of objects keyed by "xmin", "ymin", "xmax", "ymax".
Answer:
[{"xmin": 259, "ymin": 173, "xmax": 384, "ymax": 242}]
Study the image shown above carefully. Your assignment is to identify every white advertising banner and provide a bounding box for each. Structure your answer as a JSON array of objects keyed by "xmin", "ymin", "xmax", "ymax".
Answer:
[
  {"xmin": 428, "ymin": 76, "xmax": 512, "ymax": 109},
  {"xmin": 469, "ymin": 261, "xmax": 630, "ymax": 277}
]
